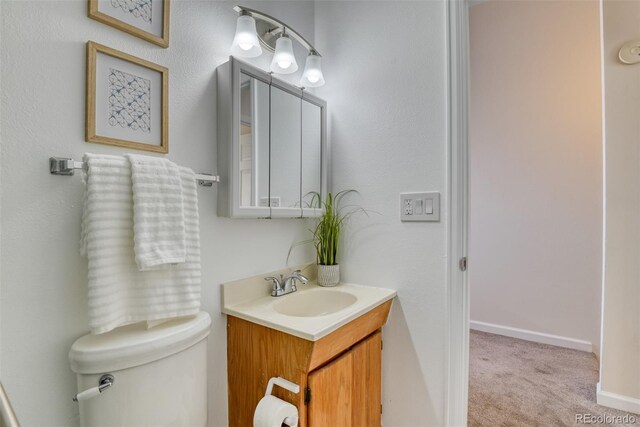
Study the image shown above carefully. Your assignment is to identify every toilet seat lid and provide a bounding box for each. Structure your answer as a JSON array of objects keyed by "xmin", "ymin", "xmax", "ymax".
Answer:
[{"xmin": 69, "ymin": 311, "xmax": 211, "ymax": 373}]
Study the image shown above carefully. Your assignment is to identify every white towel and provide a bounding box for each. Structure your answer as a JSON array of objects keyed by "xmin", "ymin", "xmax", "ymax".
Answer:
[
  {"xmin": 125, "ymin": 154, "xmax": 186, "ymax": 270},
  {"xmin": 81, "ymin": 153, "xmax": 201, "ymax": 334}
]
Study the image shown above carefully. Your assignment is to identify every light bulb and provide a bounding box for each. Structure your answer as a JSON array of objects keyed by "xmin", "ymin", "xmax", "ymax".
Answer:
[
  {"xmin": 270, "ymin": 34, "xmax": 298, "ymax": 74},
  {"xmin": 230, "ymin": 14, "xmax": 262, "ymax": 58},
  {"xmin": 300, "ymin": 52, "xmax": 325, "ymax": 87}
]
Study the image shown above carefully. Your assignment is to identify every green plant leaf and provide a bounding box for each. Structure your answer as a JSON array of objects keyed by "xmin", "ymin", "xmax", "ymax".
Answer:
[{"xmin": 287, "ymin": 190, "xmax": 372, "ymax": 266}]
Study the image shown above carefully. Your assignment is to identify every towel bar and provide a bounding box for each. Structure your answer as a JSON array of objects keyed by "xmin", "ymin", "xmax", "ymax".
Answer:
[{"xmin": 49, "ymin": 157, "xmax": 220, "ymax": 187}]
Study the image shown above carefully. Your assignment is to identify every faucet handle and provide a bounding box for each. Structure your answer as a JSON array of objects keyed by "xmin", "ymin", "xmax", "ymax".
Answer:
[
  {"xmin": 264, "ymin": 276, "xmax": 280, "ymax": 285},
  {"xmin": 265, "ymin": 276, "xmax": 284, "ymax": 296}
]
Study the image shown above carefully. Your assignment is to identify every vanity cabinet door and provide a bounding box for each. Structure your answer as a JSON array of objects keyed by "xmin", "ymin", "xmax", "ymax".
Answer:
[
  {"xmin": 307, "ymin": 331, "xmax": 382, "ymax": 427},
  {"xmin": 352, "ymin": 331, "xmax": 382, "ymax": 426},
  {"xmin": 308, "ymin": 348, "xmax": 354, "ymax": 426}
]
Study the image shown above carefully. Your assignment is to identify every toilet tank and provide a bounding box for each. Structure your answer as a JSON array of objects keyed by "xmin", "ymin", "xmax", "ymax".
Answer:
[{"xmin": 69, "ymin": 312, "xmax": 212, "ymax": 427}]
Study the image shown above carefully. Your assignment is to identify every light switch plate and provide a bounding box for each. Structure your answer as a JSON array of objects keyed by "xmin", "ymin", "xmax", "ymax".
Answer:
[{"xmin": 400, "ymin": 192, "xmax": 440, "ymax": 222}]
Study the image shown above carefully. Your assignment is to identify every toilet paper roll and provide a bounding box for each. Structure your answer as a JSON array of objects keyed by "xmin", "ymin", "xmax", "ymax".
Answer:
[{"xmin": 253, "ymin": 395, "xmax": 299, "ymax": 427}]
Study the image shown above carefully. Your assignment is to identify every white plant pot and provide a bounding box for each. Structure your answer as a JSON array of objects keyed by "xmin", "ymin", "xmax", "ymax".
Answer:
[{"xmin": 317, "ymin": 264, "xmax": 340, "ymax": 287}]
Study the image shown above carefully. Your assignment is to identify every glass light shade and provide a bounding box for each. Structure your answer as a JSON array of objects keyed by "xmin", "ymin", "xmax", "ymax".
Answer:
[
  {"xmin": 230, "ymin": 15, "xmax": 262, "ymax": 58},
  {"xmin": 270, "ymin": 35, "xmax": 298, "ymax": 74},
  {"xmin": 300, "ymin": 53, "xmax": 325, "ymax": 87}
]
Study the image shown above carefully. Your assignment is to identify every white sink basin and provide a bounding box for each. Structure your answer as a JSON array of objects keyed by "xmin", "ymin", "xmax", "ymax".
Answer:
[{"xmin": 274, "ymin": 290, "xmax": 358, "ymax": 317}]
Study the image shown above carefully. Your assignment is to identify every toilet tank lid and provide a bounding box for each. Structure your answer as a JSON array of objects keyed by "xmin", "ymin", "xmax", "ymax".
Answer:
[{"xmin": 69, "ymin": 312, "xmax": 212, "ymax": 374}]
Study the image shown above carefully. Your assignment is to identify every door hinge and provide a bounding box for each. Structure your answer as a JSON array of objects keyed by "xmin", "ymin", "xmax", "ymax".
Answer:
[
  {"xmin": 459, "ymin": 257, "xmax": 468, "ymax": 272},
  {"xmin": 304, "ymin": 386, "xmax": 311, "ymax": 405}
]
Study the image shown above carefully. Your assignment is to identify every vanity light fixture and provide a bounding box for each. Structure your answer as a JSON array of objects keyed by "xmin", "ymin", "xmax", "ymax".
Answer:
[
  {"xmin": 300, "ymin": 51, "xmax": 325, "ymax": 88},
  {"xmin": 231, "ymin": 5, "xmax": 325, "ymax": 87},
  {"xmin": 270, "ymin": 32, "xmax": 298, "ymax": 74},
  {"xmin": 230, "ymin": 11, "xmax": 262, "ymax": 58}
]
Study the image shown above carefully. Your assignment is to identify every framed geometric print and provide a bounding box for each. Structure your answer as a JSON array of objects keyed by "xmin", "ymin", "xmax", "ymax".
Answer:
[
  {"xmin": 88, "ymin": 0, "xmax": 170, "ymax": 48},
  {"xmin": 86, "ymin": 41, "xmax": 168, "ymax": 154}
]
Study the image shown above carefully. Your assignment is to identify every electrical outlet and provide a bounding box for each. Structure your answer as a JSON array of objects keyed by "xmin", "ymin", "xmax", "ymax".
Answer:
[
  {"xmin": 404, "ymin": 199, "xmax": 413, "ymax": 215},
  {"xmin": 400, "ymin": 192, "xmax": 440, "ymax": 222}
]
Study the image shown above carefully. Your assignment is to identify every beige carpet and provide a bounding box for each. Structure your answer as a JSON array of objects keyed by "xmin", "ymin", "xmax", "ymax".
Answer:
[{"xmin": 468, "ymin": 330, "xmax": 638, "ymax": 426}]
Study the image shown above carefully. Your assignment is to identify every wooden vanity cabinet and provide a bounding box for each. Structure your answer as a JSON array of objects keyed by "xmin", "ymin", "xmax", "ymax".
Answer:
[{"xmin": 227, "ymin": 300, "xmax": 391, "ymax": 427}]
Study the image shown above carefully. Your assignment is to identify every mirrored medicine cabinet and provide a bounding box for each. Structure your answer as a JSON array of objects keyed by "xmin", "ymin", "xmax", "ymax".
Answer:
[{"xmin": 217, "ymin": 57, "xmax": 327, "ymax": 218}]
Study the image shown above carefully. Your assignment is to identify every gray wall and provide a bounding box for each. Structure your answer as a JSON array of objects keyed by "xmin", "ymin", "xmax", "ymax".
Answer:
[
  {"xmin": 601, "ymin": 0, "xmax": 640, "ymax": 406},
  {"xmin": 315, "ymin": 1, "xmax": 449, "ymax": 424},
  {"xmin": 469, "ymin": 0, "xmax": 603, "ymax": 354}
]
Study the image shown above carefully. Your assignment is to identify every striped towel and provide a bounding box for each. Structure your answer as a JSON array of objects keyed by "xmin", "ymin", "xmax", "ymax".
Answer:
[
  {"xmin": 125, "ymin": 154, "xmax": 186, "ymax": 271},
  {"xmin": 81, "ymin": 153, "xmax": 201, "ymax": 334}
]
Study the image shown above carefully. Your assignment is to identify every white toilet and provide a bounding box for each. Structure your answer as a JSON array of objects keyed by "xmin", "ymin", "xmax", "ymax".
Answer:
[{"xmin": 69, "ymin": 312, "xmax": 212, "ymax": 427}]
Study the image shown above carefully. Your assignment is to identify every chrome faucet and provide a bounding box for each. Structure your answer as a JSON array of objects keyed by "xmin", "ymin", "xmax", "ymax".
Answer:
[
  {"xmin": 264, "ymin": 270, "xmax": 309, "ymax": 297},
  {"xmin": 264, "ymin": 274, "xmax": 286, "ymax": 297}
]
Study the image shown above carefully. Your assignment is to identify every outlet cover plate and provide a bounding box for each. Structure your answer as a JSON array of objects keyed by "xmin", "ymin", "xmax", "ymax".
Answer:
[{"xmin": 400, "ymin": 192, "xmax": 440, "ymax": 222}]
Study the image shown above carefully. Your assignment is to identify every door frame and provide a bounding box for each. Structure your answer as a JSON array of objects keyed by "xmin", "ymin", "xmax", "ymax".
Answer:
[{"xmin": 446, "ymin": 0, "xmax": 470, "ymax": 426}]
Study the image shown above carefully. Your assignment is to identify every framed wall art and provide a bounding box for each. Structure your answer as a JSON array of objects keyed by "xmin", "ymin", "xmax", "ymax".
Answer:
[
  {"xmin": 86, "ymin": 41, "xmax": 168, "ymax": 153},
  {"xmin": 88, "ymin": 0, "xmax": 170, "ymax": 48}
]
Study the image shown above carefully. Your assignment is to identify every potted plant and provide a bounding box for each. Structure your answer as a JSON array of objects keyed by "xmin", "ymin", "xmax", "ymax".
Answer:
[{"xmin": 311, "ymin": 190, "xmax": 361, "ymax": 287}]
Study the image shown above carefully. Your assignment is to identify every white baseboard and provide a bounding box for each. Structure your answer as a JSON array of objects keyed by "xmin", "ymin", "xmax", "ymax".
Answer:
[
  {"xmin": 597, "ymin": 383, "xmax": 640, "ymax": 415},
  {"xmin": 470, "ymin": 320, "xmax": 593, "ymax": 353}
]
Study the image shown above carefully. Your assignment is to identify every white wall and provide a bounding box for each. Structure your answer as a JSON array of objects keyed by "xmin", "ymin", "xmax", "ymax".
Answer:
[
  {"xmin": 0, "ymin": 1, "xmax": 315, "ymax": 425},
  {"xmin": 468, "ymin": 0, "xmax": 603, "ymax": 353},
  {"xmin": 600, "ymin": 0, "xmax": 640, "ymax": 407},
  {"xmin": 315, "ymin": 1, "xmax": 449, "ymax": 425}
]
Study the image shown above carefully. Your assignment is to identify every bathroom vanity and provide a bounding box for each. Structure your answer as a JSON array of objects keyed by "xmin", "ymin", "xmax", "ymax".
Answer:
[{"xmin": 222, "ymin": 269, "xmax": 396, "ymax": 426}]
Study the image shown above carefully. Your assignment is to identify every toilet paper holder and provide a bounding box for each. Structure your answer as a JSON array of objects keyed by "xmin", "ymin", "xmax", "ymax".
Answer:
[
  {"xmin": 264, "ymin": 377, "xmax": 299, "ymax": 396},
  {"xmin": 254, "ymin": 377, "xmax": 300, "ymax": 427}
]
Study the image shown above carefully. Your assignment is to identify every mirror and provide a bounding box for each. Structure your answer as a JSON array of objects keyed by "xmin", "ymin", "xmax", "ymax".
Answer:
[
  {"xmin": 301, "ymin": 99, "xmax": 323, "ymax": 213},
  {"xmin": 239, "ymin": 73, "xmax": 270, "ymax": 209},
  {"xmin": 270, "ymin": 85, "xmax": 302, "ymax": 216},
  {"xmin": 217, "ymin": 58, "xmax": 327, "ymax": 218}
]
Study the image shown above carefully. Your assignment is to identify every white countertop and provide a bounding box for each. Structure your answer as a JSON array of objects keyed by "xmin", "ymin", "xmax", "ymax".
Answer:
[{"xmin": 222, "ymin": 278, "xmax": 396, "ymax": 341}]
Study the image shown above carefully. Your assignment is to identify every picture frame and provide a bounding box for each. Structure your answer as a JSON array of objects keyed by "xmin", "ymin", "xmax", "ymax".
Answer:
[
  {"xmin": 86, "ymin": 41, "xmax": 168, "ymax": 154},
  {"xmin": 88, "ymin": 0, "xmax": 170, "ymax": 48}
]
